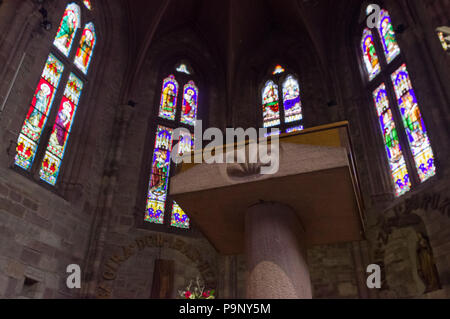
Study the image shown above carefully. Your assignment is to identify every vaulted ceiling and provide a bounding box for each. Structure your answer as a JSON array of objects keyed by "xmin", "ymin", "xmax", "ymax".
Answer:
[{"xmin": 121, "ymin": 0, "xmax": 364, "ymax": 102}]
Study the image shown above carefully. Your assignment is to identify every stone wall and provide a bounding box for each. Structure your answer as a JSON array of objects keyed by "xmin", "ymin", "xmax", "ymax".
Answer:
[
  {"xmin": 0, "ymin": 0, "xmax": 129, "ymax": 298},
  {"xmin": 0, "ymin": 0, "xmax": 448, "ymax": 300}
]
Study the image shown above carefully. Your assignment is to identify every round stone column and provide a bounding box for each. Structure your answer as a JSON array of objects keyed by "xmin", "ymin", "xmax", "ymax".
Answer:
[{"xmin": 245, "ymin": 202, "xmax": 312, "ymax": 299}]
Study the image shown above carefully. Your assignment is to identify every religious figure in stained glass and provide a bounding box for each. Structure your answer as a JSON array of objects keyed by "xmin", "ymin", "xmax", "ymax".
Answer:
[
  {"xmin": 362, "ymin": 28, "xmax": 381, "ymax": 80},
  {"xmin": 15, "ymin": 54, "xmax": 64, "ymax": 171},
  {"xmin": 40, "ymin": 73, "xmax": 84, "ymax": 185},
  {"xmin": 282, "ymin": 75, "xmax": 302, "ymax": 123},
  {"xmin": 181, "ymin": 82, "xmax": 198, "ymax": 126},
  {"xmin": 159, "ymin": 76, "xmax": 178, "ymax": 121},
  {"xmin": 373, "ymin": 84, "xmax": 411, "ymax": 197},
  {"xmin": 391, "ymin": 65, "xmax": 436, "ymax": 182},
  {"xmin": 378, "ymin": 10, "xmax": 401, "ymax": 63},
  {"xmin": 146, "ymin": 126, "xmax": 173, "ymax": 224},
  {"xmin": 74, "ymin": 23, "xmax": 96, "ymax": 74},
  {"xmin": 53, "ymin": 3, "xmax": 80, "ymax": 57},
  {"xmin": 262, "ymin": 80, "xmax": 280, "ymax": 128}
]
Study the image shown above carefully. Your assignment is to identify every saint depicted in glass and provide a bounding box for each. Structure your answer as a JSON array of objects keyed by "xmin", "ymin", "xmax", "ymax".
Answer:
[
  {"xmin": 282, "ymin": 75, "xmax": 302, "ymax": 123},
  {"xmin": 159, "ymin": 75, "xmax": 178, "ymax": 121},
  {"xmin": 362, "ymin": 28, "xmax": 381, "ymax": 80},
  {"xmin": 377, "ymin": 9, "xmax": 401, "ymax": 63},
  {"xmin": 53, "ymin": 3, "xmax": 81, "ymax": 57},
  {"xmin": 391, "ymin": 65, "xmax": 436, "ymax": 182},
  {"xmin": 40, "ymin": 74, "xmax": 84, "ymax": 186},
  {"xmin": 373, "ymin": 84, "xmax": 411, "ymax": 197},
  {"xmin": 146, "ymin": 126, "xmax": 174, "ymax": 224},
  {"xmin": 74, "ymin": 23, "xmax": 96, "ymax": 74},
  {"xmin": 181, "ymin": 81, "xmax": 198, "ymax": 126},
  {"xmin": 15, "ymin": 54, "xmax": 64, "ymax": 170},
  {"xmin": 262, "ymin": 80, "xmax": 280, "ymax": 128}
]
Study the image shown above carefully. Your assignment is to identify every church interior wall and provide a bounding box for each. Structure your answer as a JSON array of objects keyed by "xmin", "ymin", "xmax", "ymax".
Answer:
[{"xmin": 0, "ymin": 0, "xmax": 448, "ymax": 299}]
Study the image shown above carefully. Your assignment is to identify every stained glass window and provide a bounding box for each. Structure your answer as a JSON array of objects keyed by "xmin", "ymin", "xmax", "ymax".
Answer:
[
  {"xmin": 282, "ymin": 75, "xmax": 302, "ymax": 123},
  {"xmin": 171, "ymin": 203, "xmax": 190, "ymax": 229},
  {"xmin": 438, "ymin": 32, "xmax": 449, "ymax": 51},
  {"xmin": 146, "ymin": 126, "xmax": 174, "ymax": 224},
  {"xmin": 262, "ymin": 80, "xmax": 280, "ymax": 128},
  {"xmin": 74, "ymin": 22, "xmax": 96, "ymax": 74},
  {"xmin": 159, "ymin": 75, "xmax": 179, "ymax": 121},
  {"xmin": 373, "ymin": 84, "xmax": 411, "ymax": 197},
  {"xmin": 286, "ymin": 125, "xmax": 304, "ymax": 134},
  {"xmin": 264, "ymin": 129, "xmax": 281, "ymax": 138},
  {"xmin": 176, "ymin": 64, "xmax": 191, "ymax": 75},
  {"xmin": 181, "ymin": 81, "xmax": 198, "ymax": 126},
  {"xmin": 146, "ymin": 64, "xmax": 198, "ymax": 229},
  {"xmin": 361, "ymin": 28, "xmax": 381, "ymax": 80},
  {"xmin": 360, "ymin": 7, "xmax": 436, "ymax": 197},
  {"xmin": 273, "ymin": 65, "xmax": 285, "ymax": 75},
  {"xmin": 15, "ymin": 54, "xmax": 64, "ymax": 171},
  {"xmin": 15, "ymin": 2, "xmax": 95, "ymax": 187},
  {"xmin": 377, "ymin": 9, "xmax": 401, "ymax": 63},
  {"xmin": 391, "ymin": 65, "xmax": 436, "ymax": 182},
  {"xmin": 82, "ymin": 0, "xmax": 92, "ymax": 10},
  {"xmin": 40, "ymin": 74, "xmax": 84, "ymax": 185},
  {"xmin": 170, "ymin": 130, "xmax": 193, "ymax": 229},
  {"xmin": 53, "ymin": 3, "xmax": 81, "ymax": 57}
]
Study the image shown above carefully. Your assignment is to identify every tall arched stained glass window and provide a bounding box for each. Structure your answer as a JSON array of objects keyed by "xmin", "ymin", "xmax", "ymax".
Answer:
[
  {"xmin": 372, "ymin": 84, "xmax": 410, "ymax": 196},
  {"xmin": 181, "ymin": 81, "xmax": 198, "ymax": 126},
  {"xmin": 159, "ymin": 75, "xmax": 179, "ymax": 121},
  {"xmin": 15, "ymin": 55, "xmax": 64, "ymax": 171},
  {"xmin": 262, "ymin": 80, "xmax": 280, "ymax": 128},
  {"xmin": 391, "ymin": 65, "xmax": 435, "ymax": 182},
  {"xmin": 261, "ymin": 66, "xmax": 304, "ymax": 133},
  {"xmin": 145, "ymin": 63, "xmax": 199, "ymax": 230},
  {"xmin": 53, "ymin": 3, "xmax": 81, "ymax": 57},
  {"xmin": 282, "ymin": 75, "xmax": 302, "ymax": 123},
  {"xmin": 14, "ymin": 1, "xmax": 97, "ymax": 186},
  {"xmin": 359, "ymin": 5, "xmax": 436, "ymax": 197},
  {"xmin": 74, "ymin": 22, "xmax": 96, "ymax": 74},
  {"xmin": 377, "ymin": 9, "xmax": 401, "ymax": 64},
  {"xmin": 362, "ymin": 28, "xmax": 381, "ymax": 80}
]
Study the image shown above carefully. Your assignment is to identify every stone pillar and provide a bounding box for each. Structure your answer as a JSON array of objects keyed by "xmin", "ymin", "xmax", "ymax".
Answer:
[{"xmin": 245, "ymin": 202, "xmax": 312, "ymax": 299}]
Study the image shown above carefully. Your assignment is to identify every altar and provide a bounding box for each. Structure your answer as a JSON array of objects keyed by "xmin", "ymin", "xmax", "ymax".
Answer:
[{"xmin": 170, "ymin": 122, "xmax": 365, "ymax": 299}]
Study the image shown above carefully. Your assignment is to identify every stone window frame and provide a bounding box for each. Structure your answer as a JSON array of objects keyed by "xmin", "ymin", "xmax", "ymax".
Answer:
[
  {"xmin": 134, "ymin": 59, "xmax": 207, "ymax": 237},
  {"xmin": 258, "ymin": 63, "xmax": 304, "ymax": 134},
  {"xmin": 11, "ymin": 0, "xmax": 98, "ymax": 197},
  {"xmin": 356, "ymin": 1, "xmax": 438, "ymax": 199}
]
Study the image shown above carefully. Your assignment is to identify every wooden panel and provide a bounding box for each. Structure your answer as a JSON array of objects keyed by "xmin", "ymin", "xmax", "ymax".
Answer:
[{"xmin": 150, "ymin": 259, "xmax": 174, "ymax": 299}]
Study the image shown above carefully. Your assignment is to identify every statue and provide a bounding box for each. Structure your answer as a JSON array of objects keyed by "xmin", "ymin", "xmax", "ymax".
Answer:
[{"xmin": 416, "ymin": 233, "xmax": 440, "ymax": 293}]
